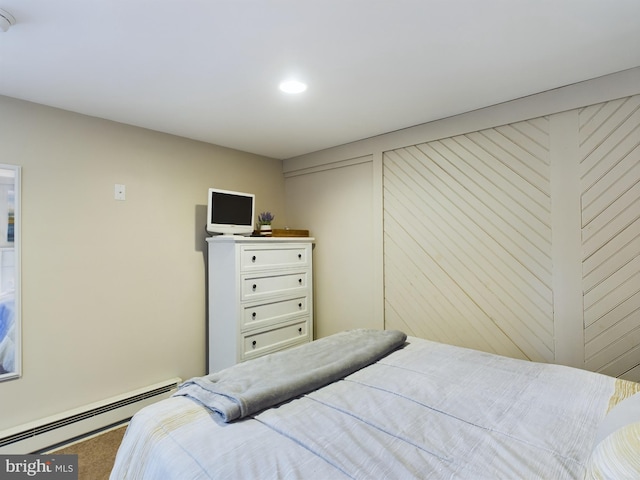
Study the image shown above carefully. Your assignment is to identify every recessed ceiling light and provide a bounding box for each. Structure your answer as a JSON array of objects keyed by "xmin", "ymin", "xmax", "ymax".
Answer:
[{"xmin": 279, "ymin": 80, "xmax": 307, "ymax": 94}]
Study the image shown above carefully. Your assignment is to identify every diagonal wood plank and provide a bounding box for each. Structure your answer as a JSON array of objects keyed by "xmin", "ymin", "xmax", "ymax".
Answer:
[
  {"xmin": 579, "ymin": 96, "xmax": 640, "ymax": 381},
  {"xmin": 384, "ymin": 118, "xmax": 553, "ymax": 362}
]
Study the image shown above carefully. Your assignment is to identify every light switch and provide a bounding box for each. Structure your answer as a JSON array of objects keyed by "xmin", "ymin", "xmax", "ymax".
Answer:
[{"xmin": 115, "ymin": 184, "xmax": 126, "ymax": 201}]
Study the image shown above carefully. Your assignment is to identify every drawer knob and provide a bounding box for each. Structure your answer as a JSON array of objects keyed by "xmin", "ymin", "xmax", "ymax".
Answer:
[
  {"xmin": 252, "ymin": 284, "xmax": 257, "ymax": 291},
  {"xmin": 252, "ymin": 340, "xmax": 257, "ymax": 348},
  {"xmin": 298, "ymin": 254, "xmax": 302, "ymax": 260},
  {"xmin": 252, "ymin": 312, "xmax": 257, "ymax": 318},
  {"xmin": 298, "ymin": 303, "xmax": 302, "ymax": 309},
  {"xmin": 252, "ymin": 255, "xmax": 256, "ymax": 262},
  {"xmin": 298, "ymin": 327, "xmax": 302, "ymax": 334},
  {"xmin": 298, "ymin": 279, "xmax": 302, "ymax": 284}
]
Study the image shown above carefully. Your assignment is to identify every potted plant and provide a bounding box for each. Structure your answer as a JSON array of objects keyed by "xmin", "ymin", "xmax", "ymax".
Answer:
[{"xmin": 258, "ymin": 211, "xmax": 274, "ymax": 236}]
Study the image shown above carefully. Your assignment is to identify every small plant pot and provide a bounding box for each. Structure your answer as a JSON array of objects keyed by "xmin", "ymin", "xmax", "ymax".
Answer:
[{"xmin": 260, "ymin": 225, "xmax": 272, "ymax": 236}]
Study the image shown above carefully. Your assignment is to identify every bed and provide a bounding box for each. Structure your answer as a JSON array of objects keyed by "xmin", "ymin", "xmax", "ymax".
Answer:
[{"xmin": 110, "ymin": 329, "xmax": 640, "ymax": 479}]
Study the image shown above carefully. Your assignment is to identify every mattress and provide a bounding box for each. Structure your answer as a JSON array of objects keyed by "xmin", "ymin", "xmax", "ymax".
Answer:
[{"xmin": 110, "ymin": 334, "xmax": 639, "ymax": 479}]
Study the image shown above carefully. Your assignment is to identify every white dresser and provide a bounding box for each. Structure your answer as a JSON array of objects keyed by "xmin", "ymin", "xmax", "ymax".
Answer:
[{"xmin": 207, "ymin": 236, "xmax": 314, "ymax": 373}]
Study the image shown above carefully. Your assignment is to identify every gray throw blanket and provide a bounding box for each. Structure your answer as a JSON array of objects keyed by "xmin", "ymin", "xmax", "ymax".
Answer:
[{"xmin": 175, "ymin": 329, "xmax": 407, "ymax": 422}]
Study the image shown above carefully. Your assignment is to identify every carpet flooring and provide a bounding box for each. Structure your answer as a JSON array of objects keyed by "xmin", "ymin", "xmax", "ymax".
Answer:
[{"xmin": 51, "ymin": 425, "xmax": 127, "ymax": 480}]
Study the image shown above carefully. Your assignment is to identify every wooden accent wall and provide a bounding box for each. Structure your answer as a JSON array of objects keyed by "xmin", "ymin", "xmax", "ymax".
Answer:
[
  {"xmin": 384, "ymin": 95, "xmax": 640, "ymax": 381},
  {"xmin": 580, "ymin": 96, "xmax": 640, "ymax": 380}
]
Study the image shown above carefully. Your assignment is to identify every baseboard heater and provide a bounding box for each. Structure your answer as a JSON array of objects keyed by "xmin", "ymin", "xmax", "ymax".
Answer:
[{"xmin": 0, "ymin": 377, "xmax": 181, "ymax": 454}]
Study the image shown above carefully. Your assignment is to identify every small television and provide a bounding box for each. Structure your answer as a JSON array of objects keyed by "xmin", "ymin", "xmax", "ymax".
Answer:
[{"xmin": 206, "ymin": 188, "xmax": 255, "ymax": 236}]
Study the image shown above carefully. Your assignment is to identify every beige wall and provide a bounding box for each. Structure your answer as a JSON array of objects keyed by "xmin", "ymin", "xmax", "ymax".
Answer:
[
  {"xmin": 0, "ymin": 96, "xmax": 286, "ymax": 430},
  {"xmin": 285, "ymin": 157, "xmax": 383, "ymax": 339}
]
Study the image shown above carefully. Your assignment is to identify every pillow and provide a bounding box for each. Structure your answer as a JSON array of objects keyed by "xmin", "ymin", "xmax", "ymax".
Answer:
[
  {"xmin": 585, "ymin": 422, "xmax": 640, "ymax": 479},
  {"xmin": 594, "ymin": 392, "xmax": 640, "ymax": 445},
  {"xmin": 585, "ymin": 393, "xmax": 640, "ymax": 479}
]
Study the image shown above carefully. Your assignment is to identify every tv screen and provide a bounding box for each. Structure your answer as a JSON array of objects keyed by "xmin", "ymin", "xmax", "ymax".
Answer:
[{"xmin": 207, "ymin": 188, "xmax": 255, "ymax": 235}]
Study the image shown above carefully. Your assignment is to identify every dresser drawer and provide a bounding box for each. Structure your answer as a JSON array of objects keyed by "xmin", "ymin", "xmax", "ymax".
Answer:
[
  {"xmin": 240, "ymin": 245, "xmax": 310, "ymax": 271},
  {"xmin": 242, "ymin": 319, "xmax": 309, "ymax": 360},
  {"xmin": 241, "ymin": 271, "xmax": 309, "ymax": 301},
  {"xmin": 242, "ymin": 296, "xmax": 309, "ymax": 330}
]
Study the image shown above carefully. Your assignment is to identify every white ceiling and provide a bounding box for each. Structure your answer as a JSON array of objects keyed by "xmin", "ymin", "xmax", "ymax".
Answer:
[{"xmin": 0, "ymin": 1, "xmax": 639, "ymax": 160}]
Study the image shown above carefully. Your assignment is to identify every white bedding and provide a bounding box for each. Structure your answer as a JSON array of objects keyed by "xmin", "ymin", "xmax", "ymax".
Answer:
[{"xmin": 110, "ymin": 336, "xmax": 634, "ymax": 479}]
